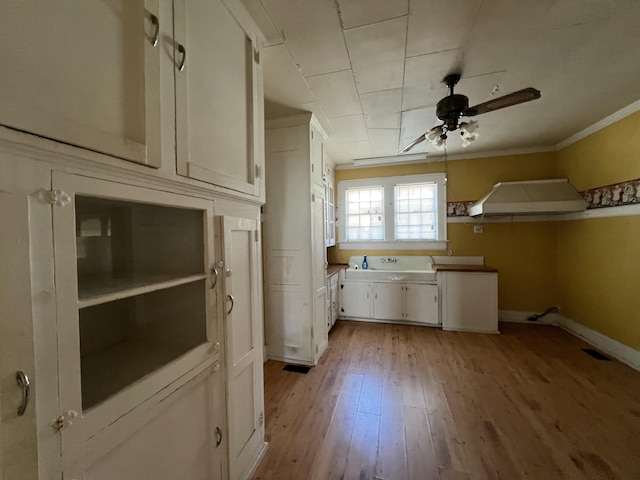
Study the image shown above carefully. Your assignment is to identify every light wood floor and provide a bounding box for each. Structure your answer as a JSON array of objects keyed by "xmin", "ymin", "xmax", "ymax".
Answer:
[{"xmin": 252, "ymin": 320, "xmax": 640, "ymax": 480}]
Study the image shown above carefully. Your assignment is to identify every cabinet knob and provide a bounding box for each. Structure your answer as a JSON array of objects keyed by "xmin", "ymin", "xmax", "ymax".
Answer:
[{"xmin": 213, "ymin": 362, "xmax": 221, "ymax": 372}]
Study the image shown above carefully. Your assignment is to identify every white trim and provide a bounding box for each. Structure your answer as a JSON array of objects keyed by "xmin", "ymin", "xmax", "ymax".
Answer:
[
  {"xmin": 555, "ymin": 99, "xmax": 640, "ymax": 150},
  {"xmin": 447, "ymin": 202, "xmax": 640, "ymax": 224},
  {"xmin": 559, "ymin": 202, "xmax": 640, "ymax": 220},
  {"xmin": 499, "ymin": 310, "xmax": 640, "ymax": 372},
  {"xmin": 338, "ymin": 172, "xmax": 447, "ymax": 248}
]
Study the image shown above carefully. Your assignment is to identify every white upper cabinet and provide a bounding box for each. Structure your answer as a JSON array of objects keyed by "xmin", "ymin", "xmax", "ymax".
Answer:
[
  {"xmin": 174, "ymin": 0, "xmax": 265, "ymax": 199},
  {"xmin": 0, "ymin": 0, "xmax": 161, "ymax": 167},
  {"xmin": 51, "ymin": 172, "xmax": 220, "ymax": 462}
]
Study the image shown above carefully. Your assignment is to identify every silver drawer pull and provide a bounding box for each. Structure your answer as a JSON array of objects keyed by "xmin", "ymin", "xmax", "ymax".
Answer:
[
  {"xmin": 210, "ymin": 266, "xmax": 219, "ymax": 289},
  {"xmin": 16, "ymin": 370, "xmax": 30, "ymax": 416},
  {"xmin": 226, "ymin": 294, "xmax": 235, "ymax": 315},
  {"xmin": 149, "ymin": 14, "xmax": 159, "ymax": 47},
  {"xmin": 177, "ymin": 44, "xmax": 186, "ymax": 72}
]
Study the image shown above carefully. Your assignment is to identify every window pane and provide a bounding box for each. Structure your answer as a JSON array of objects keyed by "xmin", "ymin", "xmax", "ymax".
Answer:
[
  {"xmin": 344, "ymin": 186, "xmax": 385, "ymax": 241},
  {"xmin": 394, "ymin": 183, "xmax": 438, "ymax": 240}
]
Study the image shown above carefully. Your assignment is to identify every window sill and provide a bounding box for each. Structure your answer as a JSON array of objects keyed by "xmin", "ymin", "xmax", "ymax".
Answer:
[{"xmin": 338, "ymin": 240, "xmax": 448, "ymax": 251}]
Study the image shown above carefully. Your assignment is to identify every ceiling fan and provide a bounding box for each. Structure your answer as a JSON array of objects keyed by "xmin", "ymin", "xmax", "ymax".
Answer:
[{"xmin": 400, "ymin": 73, "xmax": 541, "ymax": 153}]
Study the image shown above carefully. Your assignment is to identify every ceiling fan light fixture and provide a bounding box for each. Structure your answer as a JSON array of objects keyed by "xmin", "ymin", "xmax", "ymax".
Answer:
[{"xmin": 459, "ymin": 120, "xmax": 479, "ymax": 148}]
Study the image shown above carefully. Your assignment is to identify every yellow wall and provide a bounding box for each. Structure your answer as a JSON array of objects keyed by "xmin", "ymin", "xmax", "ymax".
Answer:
[
  {"xmin": 330, "ymin": 152, "xmax": 559, "ymax": 312},
  {"xmin": 556, "ymin": 111, "xmax": 640, "ymax": 349}
]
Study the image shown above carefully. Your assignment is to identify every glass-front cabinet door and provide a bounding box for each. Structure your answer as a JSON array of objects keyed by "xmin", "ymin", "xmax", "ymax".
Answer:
[{"xmin": 51, "ymin": 172, "xmax": 219, "ymax": 461}]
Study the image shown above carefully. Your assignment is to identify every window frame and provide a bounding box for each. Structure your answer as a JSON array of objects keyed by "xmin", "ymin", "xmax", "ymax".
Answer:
[{"xmin": 338, "ymin": 173, "xmax": 447, "ymax": 250}]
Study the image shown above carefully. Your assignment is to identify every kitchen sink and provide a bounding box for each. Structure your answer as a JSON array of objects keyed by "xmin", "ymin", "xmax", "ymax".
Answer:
[{"xmin": 344, "ymin": 255, "xmax": 437, "ymax": 282}]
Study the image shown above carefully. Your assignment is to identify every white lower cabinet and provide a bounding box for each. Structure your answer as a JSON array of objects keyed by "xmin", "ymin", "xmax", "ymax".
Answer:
[
  {"xmin": 63, "ymin": 362, "xmax": 226, "ymax": 480},
  {"xmin": 328, "ymin": 272, "xmax": 339, "ymax": 329},
  {"xmin": 340, "ymin": 281, "xmax": 439, "ymax": 325},
  {"xmin": 339, "ymin": 281, "xmax": 373, "ymax": 319},
  {"xmin": 439, "ymin": 271, "xmax": 499, "ymax": 333}
]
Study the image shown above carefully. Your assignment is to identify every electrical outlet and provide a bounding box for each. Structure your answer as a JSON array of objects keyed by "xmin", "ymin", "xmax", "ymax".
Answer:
[{"xmin": 473, "ymin": 225, "xmax": 484, "ymax": 233}]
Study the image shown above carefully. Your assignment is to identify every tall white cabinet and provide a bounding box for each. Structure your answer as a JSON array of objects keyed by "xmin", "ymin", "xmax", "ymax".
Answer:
[
  {"xmin": 263, "ymin": 114, "xmax": 329, "ymax": 366},
  {"xmin": 0, "ymin": 0, "xmax": 267, "ymax": 478}
]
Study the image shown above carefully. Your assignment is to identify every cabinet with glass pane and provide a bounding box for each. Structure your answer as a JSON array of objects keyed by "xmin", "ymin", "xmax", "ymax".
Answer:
[{"xmin": 51, "ymin": 172, "xmax": 220, "ymax": 462}]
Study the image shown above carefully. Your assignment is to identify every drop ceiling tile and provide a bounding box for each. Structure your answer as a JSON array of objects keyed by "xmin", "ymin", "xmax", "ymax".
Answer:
[
  {"xmin": 324, "ymin": 138, "xmax": 372, "ymax": 162},
  {"xmin": 329, "ymin": 115, "xmax": 369, "ymax": 142},
  {"xmin": 306, "ymin": 70, "xmax": 362, "ymax": 118},
  {"xmin": 402, "ymin": 50, "xmax": 463, "ymax": 110},
  {"xmin": 399, "ymin": 108, "xmax": 433, "ymax": 143},
  {"xmin": 461, "ymin": 1, "xmax": 547, "ymax": 77},
  {"xmin": 238, "ymin": 0, "xmax": 283, "ymax": 46},
  {"xmin": 360, "ymin": 89, "xmax": 402, "ymax": 128},
  {"xmin": 344, "ymin": 17, "xmax": 407, "ymax": 94},
  {"xmin": 301, "ymin": 102, "xmax": 335, "ymax": 134},
  {"xmin": 263, "ymin": 45, "xmax": 317, "ymax": 107},
  {"xmin": 260, "ymin": 0, "xmax": 350, "ymax": 76},
  {"xmin": 368, "ymin": 129, "xmax": 400, "ymax": 156},
  {"xmin": 406, "ymin": 0, "xmax": 482, "ymax": 57},
  {"xmin": 339, "ymin": 0, "xmax": 409, "ymax": 29}
]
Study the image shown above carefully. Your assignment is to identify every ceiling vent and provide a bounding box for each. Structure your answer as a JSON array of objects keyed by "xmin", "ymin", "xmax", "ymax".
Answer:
[{"xmin": 468, "ymin": 179, "xmax": 586, "ymax": 216}]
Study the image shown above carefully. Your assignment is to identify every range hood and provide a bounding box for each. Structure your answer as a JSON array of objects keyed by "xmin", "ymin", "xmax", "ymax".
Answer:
[{"xmin": 468, "ymin": 179, "xmax": 586, "ymax": 216}]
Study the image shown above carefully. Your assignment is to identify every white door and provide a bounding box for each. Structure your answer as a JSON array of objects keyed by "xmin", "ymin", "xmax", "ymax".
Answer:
[
  {"xmin": 0, "ymin": 0, "xmax": 161, "ymax": 166},
  {"xmin": 0, "ymin": 158, "xmax": 59, "ymax": 479},
  {"xmin": 373, "ymin": 283, "xmax": 404, "ymax": 320},
  {"xmin": 0, "ymin": 191, "xmax": 40, "ymax": 479},
  {"xmin": 174, "ymin": 0, "xmax": 264, "ymax": 197},
  {"xmin": 339, "ymin": 282, "xmax": 372, "ymax": 319},
  {"xmin": 405, "ymin": 284, "xmax": 439, "ymax": 325},
  {"xmin": 218, "ymin": 216, "xmax": 265, "ymax": 480},
  {"xmin": 52, "ymin": 172, "xmax": 218, "ymax": 462}
]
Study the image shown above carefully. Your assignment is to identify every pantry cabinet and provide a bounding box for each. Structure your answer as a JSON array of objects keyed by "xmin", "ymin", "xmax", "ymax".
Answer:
[
  {"xmin": 0, "ymin": 0, "xmax": 161, "ymax": 167},
  {"xmin": 174, "ymin": 0, "xmax": 265, "ymax": 199},
  {"xmin": 1, "ymin": 0, "xmax": 266, "ymax": 477},
  {"xmin": 264, "ymin": 114, "xmax": 329, "ymax": 366}
]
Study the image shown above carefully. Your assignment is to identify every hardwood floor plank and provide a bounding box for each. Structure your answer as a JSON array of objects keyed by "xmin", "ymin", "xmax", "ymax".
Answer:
[
  {"xmin": 404, "ymin": 406, "xmax": 440, "ymax": 480},
  {"xmin": 253, "ymin": 321, "xmax": 640, "ymax": 480},
  {"xmin": 376, "ymin": 383, "xmax": 407, "ymax": 480},
  {"xmin": 309, "ymin": 371, "xmax": 363, "ymax": 480},
  {"xmin": 344, "ymin": 411, "xmax": 380, "ymax": 480}
]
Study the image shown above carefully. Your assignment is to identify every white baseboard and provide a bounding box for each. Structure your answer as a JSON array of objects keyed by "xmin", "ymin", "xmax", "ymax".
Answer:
[{"xmin": 500, "ymin": 310, "xmax": 640, "ymax": 372}]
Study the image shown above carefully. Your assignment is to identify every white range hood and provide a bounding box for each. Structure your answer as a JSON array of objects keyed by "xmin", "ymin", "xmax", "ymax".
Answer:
[{"xmin": 468, "ymin": 179, "xmax": 586, "ymax": 216}]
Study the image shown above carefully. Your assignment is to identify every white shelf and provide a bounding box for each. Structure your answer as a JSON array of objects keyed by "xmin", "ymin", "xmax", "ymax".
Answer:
[
  {"xmin": 81, "ymin": 339, "xmax": 197, "ymax": 411},
  {"xmin": 78, "ymin": 273, "xmax": 208, "ymax": 308}
]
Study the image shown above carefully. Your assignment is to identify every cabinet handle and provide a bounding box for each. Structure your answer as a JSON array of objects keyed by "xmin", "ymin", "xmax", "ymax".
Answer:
[
  {"xmin": 16, "ymin": 371, "xmax": 30, "ymax": 416},
  {"xmin": 149, "ymin": 14, "xmax": 159, "ymax": 47},
  {"xmin": 177, "ymin": 43, "xmax": 187, "ymax": 72},
  {"xmin": 210, "ymin": 267, "xmax": 219, "ymax": 289},
  {"xmin": 226, "ymin": 294, "xmax": 235, "ymax": 315},
  {"xmin": 215, "ymin": 426, "xmax": 223, "ymax": 447}
]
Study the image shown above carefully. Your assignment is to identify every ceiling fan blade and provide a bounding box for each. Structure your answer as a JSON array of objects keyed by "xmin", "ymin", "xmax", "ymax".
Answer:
[
  {"xmin": 465, "ymin": 87, "xmax": 541, "ymax": 116},
  {"xmin": 399, "ymin": 134, "xmax": 426, "ymax": 154}
]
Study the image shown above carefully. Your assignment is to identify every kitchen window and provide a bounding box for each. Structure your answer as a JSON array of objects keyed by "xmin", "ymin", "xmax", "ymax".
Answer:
[{"xmin": 338, "ymin": 173, "xmax": 447, "ymax": 250}]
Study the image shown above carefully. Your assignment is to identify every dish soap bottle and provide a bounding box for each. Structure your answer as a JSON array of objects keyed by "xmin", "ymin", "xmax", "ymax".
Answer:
[{"xmin": 362, "ymin": 255, "xmax": 368, "ymax": 270}]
